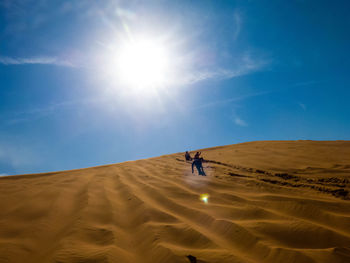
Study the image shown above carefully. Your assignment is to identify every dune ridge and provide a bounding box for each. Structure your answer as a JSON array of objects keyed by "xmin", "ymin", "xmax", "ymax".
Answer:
[{"xmin": 0, "ymin": 140, "xmax": 350, "ymax": 263}]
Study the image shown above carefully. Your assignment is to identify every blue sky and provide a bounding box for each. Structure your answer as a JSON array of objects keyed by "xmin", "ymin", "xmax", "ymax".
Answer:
[{"xmin": 1, "ymin": 0, "xmax": 349, "ymax": 175}]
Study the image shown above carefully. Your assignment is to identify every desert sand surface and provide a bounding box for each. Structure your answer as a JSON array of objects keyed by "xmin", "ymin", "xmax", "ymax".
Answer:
[{"xmin": 0, "ymin": 140, "xmax": 350, "ymax": 263}]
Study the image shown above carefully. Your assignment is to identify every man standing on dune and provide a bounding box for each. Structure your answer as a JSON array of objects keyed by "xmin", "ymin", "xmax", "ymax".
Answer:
[{"xmin": 192, "ymin": 152, "xmax": 206, "ymax": 176}]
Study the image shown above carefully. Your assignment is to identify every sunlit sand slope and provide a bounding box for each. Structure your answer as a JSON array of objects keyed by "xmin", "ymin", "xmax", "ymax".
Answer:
[{"xmin": 1, "ymin": 141, "xmax": 350, "ymax": 263}]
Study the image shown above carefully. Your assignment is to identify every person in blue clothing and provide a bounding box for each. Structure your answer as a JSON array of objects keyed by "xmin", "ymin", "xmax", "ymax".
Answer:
[
  {"xmin": 192, "ymin": 152, "xmax": 206, "ymax": 176},
  {"xmin": 185, "ymin": 151, "xmax": 192, "ymax": 161}
]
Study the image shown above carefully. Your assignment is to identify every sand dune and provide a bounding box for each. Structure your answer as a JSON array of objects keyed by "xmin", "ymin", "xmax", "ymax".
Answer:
[{"xmin": 0, "ymin": 140, "xmax": 350, "ymax": 263}]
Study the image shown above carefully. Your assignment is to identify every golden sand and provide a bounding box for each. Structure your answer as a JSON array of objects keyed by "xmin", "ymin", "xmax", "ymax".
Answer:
[{"xmin": 0, "ymin": 141, "xmax": 349, "ymax": 263}]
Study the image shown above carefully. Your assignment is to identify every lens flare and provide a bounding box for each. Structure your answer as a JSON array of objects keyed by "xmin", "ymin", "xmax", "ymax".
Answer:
[{"xmin": 199, "ymin": 193, "xmax": 210, "ymax": 204}]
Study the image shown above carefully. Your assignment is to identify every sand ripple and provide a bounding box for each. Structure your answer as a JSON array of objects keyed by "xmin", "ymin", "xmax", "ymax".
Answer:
[{"xmin": 0, "ymin": 141, "xmax": 350, "ymax": 262}]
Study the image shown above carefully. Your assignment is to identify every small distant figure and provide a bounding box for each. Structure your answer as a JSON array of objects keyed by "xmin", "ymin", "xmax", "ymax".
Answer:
[
  {"xmin": 192, "ymin": 152, "xmax": 206, "ymax": 176},
  {"xmin": 185, "ymin": 151, "xmax": 192, "ymax": 161}
]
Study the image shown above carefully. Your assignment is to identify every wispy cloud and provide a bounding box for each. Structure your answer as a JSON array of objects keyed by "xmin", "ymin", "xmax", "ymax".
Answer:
[
  {"xmin": 234, "ymin": 117, "xmax": 248, "ymax": 127},
  {"xmin": 0, "ymin": 56, "xmax": 75, "ymax": 67},
  {"xmin": 0, "ymin": 97, "xmax": 102, "ymax": 127},
  {"xmin": 116, "ymin": 7, "xmax": 137, "ymax": 21},
  {"xmin": 233, "ymin": 10, "xmax": 242, "ymax": 41},
  {"xmin": 0, "ymin": 173, "xmax": 8, "ymax": 177},
  {"xmin": 230, "ymin": 107, "xmax": 249, "ymax": 127},
  {"xmin": 0, "ymin": 140, "xmax": 38, "ymax": 171},
  {"xmin": 299, "ymin": 102, "xmax": 306, "ymax": 110},
  {"xmin": 183, "ymin": 53, "xmax": 270, "ymax": 85},
  {"xmin": 193, "ymin": 90, "xmax": 271, "ymax": 110},
  {"xmin": 292, "ymin": 80, "xmax": 319, "ymax": 87}
]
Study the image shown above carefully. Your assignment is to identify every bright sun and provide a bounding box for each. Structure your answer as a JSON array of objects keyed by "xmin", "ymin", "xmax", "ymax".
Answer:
[{"xmin": 116, "ymin": 39, "xmax": 169, "ymax": 89}]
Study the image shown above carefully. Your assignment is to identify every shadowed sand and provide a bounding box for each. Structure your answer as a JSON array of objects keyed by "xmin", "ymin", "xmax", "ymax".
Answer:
[{"xmin": 0, "ymin": 141, "xmax": 350, "ymax": 263}]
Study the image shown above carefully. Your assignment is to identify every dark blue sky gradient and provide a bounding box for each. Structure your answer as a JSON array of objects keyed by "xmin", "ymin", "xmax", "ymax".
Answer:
[{"xmin": 0, "ymin": 0, "xmax": 349, "ymax": 175}]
